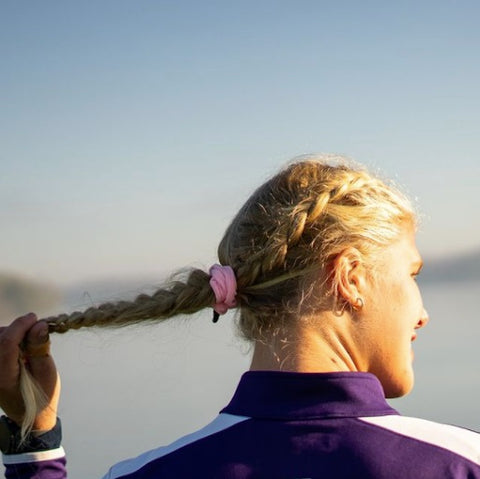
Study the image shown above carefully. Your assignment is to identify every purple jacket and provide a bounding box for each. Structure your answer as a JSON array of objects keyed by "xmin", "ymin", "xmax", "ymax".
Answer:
[{"xmin": 4, "ymin": 371, "xmax": 480, "ymax": 478}]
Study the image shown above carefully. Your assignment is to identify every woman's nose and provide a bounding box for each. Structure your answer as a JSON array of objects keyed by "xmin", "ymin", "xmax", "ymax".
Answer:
[{"xmin": 416, "ymin": 308, "xmax": 429, "ymax": 329}]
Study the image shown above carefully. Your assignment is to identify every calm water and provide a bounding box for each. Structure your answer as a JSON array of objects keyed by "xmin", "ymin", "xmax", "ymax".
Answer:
[{"xmin": 46, "ymin": 280, "xmax": 480, "ymax": 477}]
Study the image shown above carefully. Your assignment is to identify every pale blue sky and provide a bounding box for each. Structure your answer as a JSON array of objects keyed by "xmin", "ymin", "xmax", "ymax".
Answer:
[{"xmin": 1, "ymin": 1, "xmax": 479, "ymax": 284}]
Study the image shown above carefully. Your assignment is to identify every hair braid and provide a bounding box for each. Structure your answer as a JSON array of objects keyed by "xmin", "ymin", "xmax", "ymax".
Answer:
[{"xmin": 45, "ymin": 269, "xmax": 215, "ymax": 334}]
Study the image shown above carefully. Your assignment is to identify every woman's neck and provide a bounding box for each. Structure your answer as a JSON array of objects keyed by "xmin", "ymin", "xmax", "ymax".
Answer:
[{"xmin": 249, "ymin": 313, "xmax": 360, "ymax": 373}]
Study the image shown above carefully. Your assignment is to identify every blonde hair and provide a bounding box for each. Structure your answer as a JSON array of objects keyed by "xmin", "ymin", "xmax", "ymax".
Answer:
[
  {"xmin": 22, "ymin": 155, "xmax": 415, "ymax": 434},
  {"xmin": 218, "ymin": 157, "xmax": 415, "ymax": 339}
]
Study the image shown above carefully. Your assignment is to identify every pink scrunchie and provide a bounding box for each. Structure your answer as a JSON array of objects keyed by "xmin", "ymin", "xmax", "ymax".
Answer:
[{"xmin": 209, "ymin": 264, "xmax": 237, "ymax": 315}]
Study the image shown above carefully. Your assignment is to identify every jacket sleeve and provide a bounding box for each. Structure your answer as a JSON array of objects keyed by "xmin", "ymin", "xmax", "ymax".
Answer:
[{"xmin": 3, "ymin": 448, "xmax": 66, "ymax": 479}]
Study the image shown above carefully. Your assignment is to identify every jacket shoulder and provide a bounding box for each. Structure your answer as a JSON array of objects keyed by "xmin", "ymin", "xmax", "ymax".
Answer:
[{"xmin": 359, "ymin": 414, "xmax": 480, "ymax": 466}]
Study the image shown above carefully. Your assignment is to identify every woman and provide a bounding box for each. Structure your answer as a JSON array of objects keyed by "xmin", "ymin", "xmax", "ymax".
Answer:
[{"xmin": 1, "ymin": 157, "xmax": 479, "ymax": 478}]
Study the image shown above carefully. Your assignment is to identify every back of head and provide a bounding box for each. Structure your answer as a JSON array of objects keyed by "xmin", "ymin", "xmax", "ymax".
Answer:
[{"xmin": 218, "ymin": 155, "xmax": 415, "ymax": 340}]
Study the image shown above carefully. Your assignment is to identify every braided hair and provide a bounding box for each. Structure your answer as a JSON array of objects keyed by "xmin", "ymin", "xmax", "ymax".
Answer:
[{"xmin": 21, "ymin": 155, "xmax": 415, "ymax": 435}]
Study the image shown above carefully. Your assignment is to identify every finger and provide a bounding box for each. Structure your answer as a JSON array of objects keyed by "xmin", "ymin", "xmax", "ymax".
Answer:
[
  {"xmin": 24, "ymin": 320, "xmax": 57, "ymax": 386},
  {"xmin": 0, "ymin": 313, "xmax": 38, "ymax": 346},
  {"xmin": 0, "ymin": 313, "xmax": 38, "ymax": 384},
  {"xmin": 25, "ymin": 320, "xmax": 50, "ymax": 356}
]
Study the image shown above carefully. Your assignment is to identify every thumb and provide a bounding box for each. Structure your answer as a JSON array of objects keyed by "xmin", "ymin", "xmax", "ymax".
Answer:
[
  {"xmin": 24, "ymin": 321, "xmax": 60, "ymax": 431},
  {"xmin": 24, "ymin": 320, "xmax": 50, "ymax": 357}
]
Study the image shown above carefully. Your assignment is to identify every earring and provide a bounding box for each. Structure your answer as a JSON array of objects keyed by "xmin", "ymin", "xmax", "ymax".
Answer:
[{"xmin": 352, "ymin": 297, "xmax": 364, "ymax": 311}]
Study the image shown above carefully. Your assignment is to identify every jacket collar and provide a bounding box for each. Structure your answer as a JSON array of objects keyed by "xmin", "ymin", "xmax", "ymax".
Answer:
[{"xmin": 221, "ymin": 371, "xmax": 398, "ymax": 420}]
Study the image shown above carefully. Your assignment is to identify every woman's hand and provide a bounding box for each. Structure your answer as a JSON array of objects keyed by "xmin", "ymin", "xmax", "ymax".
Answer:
[{"xmin": 0, "ymin": 313, "xmax": 60, "ymax": 432}]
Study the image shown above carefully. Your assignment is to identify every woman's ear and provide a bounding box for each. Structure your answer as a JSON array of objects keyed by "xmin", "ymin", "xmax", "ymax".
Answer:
[{"xmin": 332, "ymin": 247, "xmax": 367, "ymax": 306}]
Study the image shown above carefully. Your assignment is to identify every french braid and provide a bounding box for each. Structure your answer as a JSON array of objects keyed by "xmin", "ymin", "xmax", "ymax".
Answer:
[{"xmin": 218, "ymin": 158, "xmax": 414, "ymax": 340}]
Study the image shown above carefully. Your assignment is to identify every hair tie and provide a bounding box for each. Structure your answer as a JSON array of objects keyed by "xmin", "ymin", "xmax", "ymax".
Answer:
[{"xmin": 209, "ymin": 264, "xmax": 237, "ymax": 323}]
